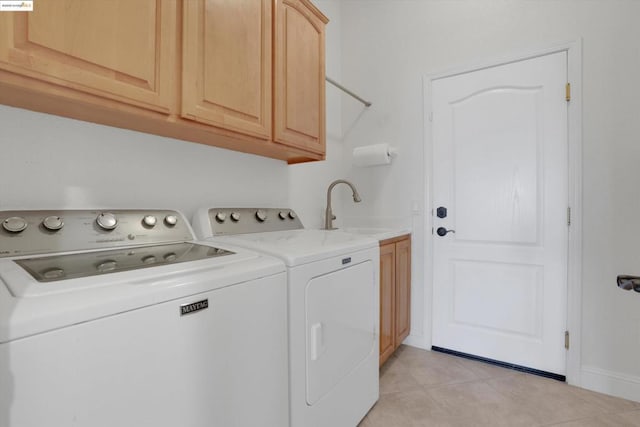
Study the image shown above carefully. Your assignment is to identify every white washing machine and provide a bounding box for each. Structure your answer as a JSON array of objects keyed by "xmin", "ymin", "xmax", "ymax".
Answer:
[
  {"xmin": 0, "ymin": 209, "xmax": 289, "ymax": 427},
  {"xmin": 192, "ymin": 207, "xmax": 380, "ymax": 427}
]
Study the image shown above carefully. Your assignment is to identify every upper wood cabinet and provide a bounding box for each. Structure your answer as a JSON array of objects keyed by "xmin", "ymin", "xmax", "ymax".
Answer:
[
  {"xmin": 0, "ymin": 0, "xmax": 177, "ymax": 113},
  {"xmin": 0, "ymin": 0, "xmax": 327, "ymax": 163},
  {"xmin": 274, "ymin": 0, "xmax": 327, "ymax": 155},
  {"xmin": 182, "ymin": 0, "xmax": 328, "ymax": 154},
  {"xmin": 182, "ymin": 0, "xmax": 272, "ymax": 139}
]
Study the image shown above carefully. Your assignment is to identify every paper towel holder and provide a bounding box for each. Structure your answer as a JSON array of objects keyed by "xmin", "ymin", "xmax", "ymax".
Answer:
[{"xmin": 352, "ymin": 143, "xmax": 399, "ymax": 167}]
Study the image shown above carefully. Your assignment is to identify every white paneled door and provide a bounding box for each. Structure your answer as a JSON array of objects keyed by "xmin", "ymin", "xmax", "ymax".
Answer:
[{"xmin": 431, "ymin": 52, "xmax": 568, "ymax": 375}]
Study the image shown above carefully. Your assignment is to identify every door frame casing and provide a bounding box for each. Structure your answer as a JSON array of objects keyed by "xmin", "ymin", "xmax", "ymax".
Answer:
[{"xmin": 422, "ymin": 40, "xmax": 583, "ymax": 385}]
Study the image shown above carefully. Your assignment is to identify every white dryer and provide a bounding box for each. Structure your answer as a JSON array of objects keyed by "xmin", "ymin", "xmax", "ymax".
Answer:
[
  {"xmin": 0, "ymin": 209, "xmax": 289, "ymax": 427},
  {"xmin": 192, "ymin": 207, "xmax": 380, "ymax": 427}
]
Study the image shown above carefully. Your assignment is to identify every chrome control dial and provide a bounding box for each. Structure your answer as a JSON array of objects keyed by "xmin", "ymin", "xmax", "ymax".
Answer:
[
  {"xmin": 42, "ymin": 268, "xmax": 65, "ymax": 280},
  {"xmin": 96, "ymin": 212, "xmax": 118, "ymax": 230},
  {"xmin": 278, "ymin": 211, "xmax": 287, "ymax": 220},
  {"xmin": 230, "ymin": 212, "xmax": 240, "ymax": 222},
  {"xmin": 2, "ymin": 216, "xmax": 28, "ymax": 233},
  {"xmin": 288, "ymin": 211, "xmax": 296, "ymax": 220},
  {"xmin": 164, "ymin": 215, "xmax": 178, "ymax": 227},
  {"xmin": 164, "ymin": 252, "xmax": 177, "ymax": 262},
  {"xmin": 142, "ymin": 255, "xmax": 157, "ymax": 264},
  {"xmin": 42, "ymin": 215, "xmax": 64, "ymax": 231},
  {"xmin": 142, "ymin": 215, "xmax": 157, "ymax": 228},
  {"xmin": 215, "ymin": 212, "xmax": 227, "ymax": 223},
  {"xmin": 97, "ymin": 260, "xmax": 117, "ymax": 273},
  {"xmin": 255, "ymin": 210, "xmax": 267, "ymax": 222}
]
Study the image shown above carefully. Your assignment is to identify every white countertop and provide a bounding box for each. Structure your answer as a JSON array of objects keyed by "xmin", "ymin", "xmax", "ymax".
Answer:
[{"xmin": 338, "ymin": 227, "xmax": 411, "ymax": 242}]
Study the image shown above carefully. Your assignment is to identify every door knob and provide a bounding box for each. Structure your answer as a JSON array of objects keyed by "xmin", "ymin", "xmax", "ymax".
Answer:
[{"xmin": 436, "ymin": 227, "xmax": 455, "ymax": 237}]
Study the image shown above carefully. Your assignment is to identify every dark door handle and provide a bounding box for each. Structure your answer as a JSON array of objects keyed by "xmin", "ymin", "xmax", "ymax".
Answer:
[{"xmin": 436, "ymin": 227, "xmax": 455, "ymax": 237}]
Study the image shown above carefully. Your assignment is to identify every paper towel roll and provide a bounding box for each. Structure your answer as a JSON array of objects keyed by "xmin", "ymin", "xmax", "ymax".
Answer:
[{"xmin": 352, "ymin": 143, "xmax": 397, "ymax": 167}]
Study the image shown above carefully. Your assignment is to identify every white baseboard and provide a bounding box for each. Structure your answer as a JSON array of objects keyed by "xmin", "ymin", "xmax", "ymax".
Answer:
[
  {"xmin": 581, "ymin": 365, "xmax": 640, "ymax": 402},
  {"xmin": 401, "ymin": 333, "xmax": 429, "ymax": 350}
]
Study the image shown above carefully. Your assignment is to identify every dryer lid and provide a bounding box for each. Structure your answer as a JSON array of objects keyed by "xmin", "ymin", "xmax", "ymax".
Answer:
[{"xmin": 213, "ymin": 229, "xmax": 377, "ymax": 267}]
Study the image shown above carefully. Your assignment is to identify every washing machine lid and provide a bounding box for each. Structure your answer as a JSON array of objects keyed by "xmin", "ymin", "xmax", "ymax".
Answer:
[
  {"xmin": 14, "ymin": 242, "xmax": 232, "ymax": 283},
  {"xmin": 212, "ymin": 229, "xmax": 377, "ymax": 267},
  {"xmin": 0, "ymin": 241, "xmax": 285, "ymax": 343}
]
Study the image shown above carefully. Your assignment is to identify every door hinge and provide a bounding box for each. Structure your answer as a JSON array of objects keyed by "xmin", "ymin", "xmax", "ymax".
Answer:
[
  {"xmin": 565, "ymin": 330, "xmax": 570, "ymax": 350},
  {"xmin": 566, "ymin": 83, "xmax": 571, "ymax": 102},
  {"xmin": 567, "ymin": 207, "xmax": 571, "ymax": 226}
]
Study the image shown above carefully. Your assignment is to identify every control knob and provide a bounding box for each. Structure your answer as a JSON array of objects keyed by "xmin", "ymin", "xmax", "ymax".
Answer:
[
  {"xmin": 142, "ymin": 215, "xmax": 157, "ymax": 228},
  {"xmin": 164, "ymin": 215, "xmax": 178, "ymax": 227},
  {"xmin": 2, "ymin": 216, "xmax": 28, "ymax": 233},
  {"xmin": 255, "ymin": 210, "xmax": 267, "ymax": 222},
  {"xmin": 42, "ymin": 268, "xmax": 65, "ymax": 280},
  {"xmin": 42, "ymin": 215, "xmax": 64, "ymax": 231},
  {"xmin": 278, "ymin": 211, "xmax": 287, "ymax": 220},
  {"xmin": 96, "ymin": 212, "xmax": 118, "ymax": 230},
  {"xmin": 142, "ymin": 255, "xmax": 157, "ymax": 264},
  {"xmin": 288, "ymin": 211, "xmax": 296, "ymax": 220},
  {"xmin": 230, "ymin": 212, "xmax": 241, "ymax": 222},
  {"xmin": 97, "ymin": 260, "xmax": 117, "ymax": 273},
  {"xmin": 215, "ymin": 212, "xmax": 227, "ymax": 223}
]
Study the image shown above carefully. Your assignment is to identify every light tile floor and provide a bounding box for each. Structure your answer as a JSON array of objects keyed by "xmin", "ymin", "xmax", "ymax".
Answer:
[{"xmin": 359, "ymin": 346, "xmax": 640, "ymax": 427}]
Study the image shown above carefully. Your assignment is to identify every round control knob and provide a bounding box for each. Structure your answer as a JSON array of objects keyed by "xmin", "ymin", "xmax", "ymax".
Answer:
[
  {"xmin": 278, "ymin": 211, "xmax": 287, "ymax": 220},
  {"xmin": 164, "ymin": 215, "xmax": 178, "ymax": 227},
  {"xmin": 288, "ymin": 211, "xmax": 297, "ymax": 220},
  {"xmin": 42, "ymin": 215, "xmax": 64, "ymax": 231},
  {"xmin": 96, "ymin": 212, "xmax": 118, "ymax": 230},
  {"xmin": 230, "ymin": 212, "xmax": 241, "ymax": 222},
  {"xmin": 142, "ymin": 255, "xmax": 157, "ymax": 264},
  {"xmin": 255, "ymin": 210, "xmax": 267, "ymax": 222},
  {"xmin": 97, "ymin": 260, "xmax": 117, "ymax": 273},
  {"xmin": 164, "ymin": 252, "xmax": 177, "ymax": 262},
  {"xmin": 42, "ymin": 268, "xmax": 65, "ymax": 280},
  {"xmin": 2, "ymin": 216, "xmax": 28, "ymax": 233},
  {"xmin": 215, "ymin": 212, "xmax": 227, "ymax": 223},
  {"xmin": 142, "ymin": 215, "xmax": 157, "ymax": 228}
]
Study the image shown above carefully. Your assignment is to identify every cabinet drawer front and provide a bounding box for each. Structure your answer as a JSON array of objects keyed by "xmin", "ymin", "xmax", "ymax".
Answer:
[
  {"xmin": 182, "ymin": 0, "xmax": 272, "ymax": 139},
  {"xmin": 0, "ymin": 0, "xmax": 176, "ymax": 113}
]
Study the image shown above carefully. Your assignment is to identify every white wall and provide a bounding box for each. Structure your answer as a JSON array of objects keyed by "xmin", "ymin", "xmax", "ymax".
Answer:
[
  {"xmin": 0, "ymin": 104, "xmax": 288, "ymax": 217},
  {"xmin": 340, "ymin": 0, "xmax": 640, "ymax": 401},
  {"xmin": 289, "ymin": 0, "xmax": 348, "ymax": 230}
]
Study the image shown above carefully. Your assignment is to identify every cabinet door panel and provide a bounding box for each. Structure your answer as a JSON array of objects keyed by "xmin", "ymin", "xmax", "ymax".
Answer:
[
  {"xmin": 395, "ymin": 238, "xmax": 412, "ymax": 345},
  {"xmin": 274, "ymin": 0, "xmax": 326, "ymax": 154},
  {"xmin": 0, "ymin": 0, "xmax": 175, "ymax": 112},
  {"xmin": 182, "ymin": 0, "xmax": 272, "ymax": 139},
  {"xmin": 379, "ymin": 243, "xmax": 396, "ymax": 366}
]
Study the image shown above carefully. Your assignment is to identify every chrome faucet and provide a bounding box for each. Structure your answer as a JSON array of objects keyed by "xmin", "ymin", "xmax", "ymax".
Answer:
[{"xmin": 324, "ymin": 179, "xmax": 362, "ymax": 230}]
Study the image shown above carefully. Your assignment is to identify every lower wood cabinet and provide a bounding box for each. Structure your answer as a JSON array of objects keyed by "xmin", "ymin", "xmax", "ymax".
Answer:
[{"xmin": 379, "ymin": 234, "xmax": 411, "ymax": 366}]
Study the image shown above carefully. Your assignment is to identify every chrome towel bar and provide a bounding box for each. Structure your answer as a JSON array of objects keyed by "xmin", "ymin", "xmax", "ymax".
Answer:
[{"xmin": 326, "ymin": 76, "xmax": 372, "ymax": 107}]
